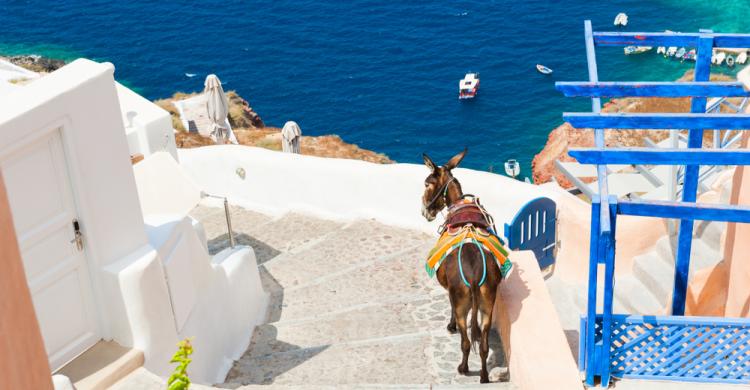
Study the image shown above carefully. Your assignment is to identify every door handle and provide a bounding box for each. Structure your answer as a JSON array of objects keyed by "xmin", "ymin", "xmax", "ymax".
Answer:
[{"xmin": 71, "ymin": 219, "xmax": 83, "ymax": 251}]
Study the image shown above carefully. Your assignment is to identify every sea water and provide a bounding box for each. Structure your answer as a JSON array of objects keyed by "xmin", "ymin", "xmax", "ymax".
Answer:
[{"xmin": 1, "ymin": 0, "xmax": 748, "ymax": 175}]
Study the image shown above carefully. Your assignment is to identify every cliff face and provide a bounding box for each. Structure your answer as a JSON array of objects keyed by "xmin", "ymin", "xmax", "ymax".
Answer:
[
  {"xmin": 532, "ymin": 71, "xmax": 733, "ymax": 187},
  {"xmin": 3, "ymin": 54, "xmax": 66, "ymax": 73},
  {"xmin": 156, "ymin": 91, "xmax": 392, "ymax": 164}
]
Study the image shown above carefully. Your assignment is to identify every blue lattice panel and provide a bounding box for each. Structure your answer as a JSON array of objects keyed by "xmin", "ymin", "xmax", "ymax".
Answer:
[{"xmin": 584, "ymin": 314, "xmax": 750, "ymax": 384}]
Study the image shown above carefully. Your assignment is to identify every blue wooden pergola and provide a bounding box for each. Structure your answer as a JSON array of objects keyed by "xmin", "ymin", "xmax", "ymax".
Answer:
[{"xmin": 556, "ymin": 21, "xmax": 750, "ymax": 386}]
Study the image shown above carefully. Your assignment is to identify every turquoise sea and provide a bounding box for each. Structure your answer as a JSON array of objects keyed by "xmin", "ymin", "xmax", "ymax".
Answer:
[{"xmin": 1, "ymin": 1, "xmax": 748, "ymax": 175}]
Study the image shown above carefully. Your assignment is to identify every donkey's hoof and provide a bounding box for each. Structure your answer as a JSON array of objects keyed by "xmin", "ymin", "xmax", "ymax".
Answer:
[
  {"xmin": 447, "ymin": 322, "xmax": 457, "ymax": 334},
  {"xmin": 457, "ymin": 363, "xmax": 469, "ymax": 375},
  {"xmin": 480, "ymin": 375, "xmax": 490, "ymax": 384}
]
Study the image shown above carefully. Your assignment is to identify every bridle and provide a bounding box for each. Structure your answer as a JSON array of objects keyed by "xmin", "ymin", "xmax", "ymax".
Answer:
[{"xmin": 424, "ymin": 174, "xmax": 455, "ymax": 211}]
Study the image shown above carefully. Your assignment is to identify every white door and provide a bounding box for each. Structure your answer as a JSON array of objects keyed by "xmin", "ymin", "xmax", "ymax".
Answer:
[{"xmin": 0, "ymin": 130, "xmax": 100, "ymax": 370}]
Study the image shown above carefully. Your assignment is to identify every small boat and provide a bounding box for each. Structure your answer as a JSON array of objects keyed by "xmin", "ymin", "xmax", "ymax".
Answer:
[
  {"xmin": 676, "ymin": 47, "xmax": 686, "ymax": 59},
  {"xmin": 614, "ymin": 13, "xmax": 628, "ymax": 27},
  {"xmin": 666, "ymin": 47, "xmax": 677, "ymax": 57},
  {"xmin": 458, "ymin": 72, "xmax": 480, "ymax": 99},
  {"xmin": 685, "ymin": 49, "xmax": 696, "ymax": 61},
  {"xmin": 738, "ymin": 51, "xmax": 748, "ymax": 65},
  {"xmin": 536, "ymin": 64, "xmax": 553, "ymax": 75},
  {"xmin": 624, "ymin": 46, "xmax": 652, "ymax": 55},
  {"xmin": 726, "ymin": 55, "xmax": 735, "ymax": 67},
  {"xmin": 715, "ymin": 52, "xmax": 726, "ymax": 65},
  {"xmin": 657, "ymin": 46, "xmax": 666, "ymax": 55}
]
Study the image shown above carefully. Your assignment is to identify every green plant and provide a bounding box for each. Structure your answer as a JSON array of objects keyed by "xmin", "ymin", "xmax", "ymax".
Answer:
[{"xmin": 167, "ymin": 338, "xmax": 193, "ymax": 390}]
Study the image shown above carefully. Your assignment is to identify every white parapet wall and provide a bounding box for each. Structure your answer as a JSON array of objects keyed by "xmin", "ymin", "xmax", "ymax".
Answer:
[
  {"xmin": 115, "ymin": 82, "xmax": 178, "ymax": 161},
  {"xmin": 177, "ymin": 145, "xmax": 569, "ymax": 234}
]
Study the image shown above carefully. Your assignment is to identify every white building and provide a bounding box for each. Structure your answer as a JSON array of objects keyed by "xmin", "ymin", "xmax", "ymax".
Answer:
[{"xmin": 0, "ymin": 59, "xmax": 267, "ymax": 384}]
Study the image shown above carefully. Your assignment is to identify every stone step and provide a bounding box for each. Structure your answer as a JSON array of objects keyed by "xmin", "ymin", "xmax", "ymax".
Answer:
[
  {"xmin": 191, "ymin": 205, "xmax": 344, "ymax": 261},
  {"xmin": 227, "ymin": 333, "xmax": 439, "ymax": 385},
  {"xmin": 613, "ymin": 275, "xmax": 665, "ymax": 315},
  {"xmin": 266, "ymin": 244, "xmax": 436, "ymax": 322},
  {"xmin": 55, "ymin": 340, "xmax": 144, "ymax": 390},
  {"xmin": 694, "ymin": 220, "xmax": 726, "ymax": 252},
  {"xmin": 227, "ymin": 331, "xmax": 508, "ymax": 387},
  {"xmin": 260, "ymin": 219, "xmax": 432, "ymax": 290},
  {"xmin": 249, "ymin": 296, "xmax": 435, "ymax": 358},
  {"xmin": 632, "ymin": 251, "xmax": 674, "ymax": 309},
  {"xmin": 232, "ymin": 384, "xmax": 517, "ymax": 389}
]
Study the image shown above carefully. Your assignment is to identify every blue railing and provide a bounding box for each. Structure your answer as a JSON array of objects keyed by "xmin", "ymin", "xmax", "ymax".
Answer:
[{"xmin": 557, "ymin": 21, "xmax": 750, "ymax": 387}]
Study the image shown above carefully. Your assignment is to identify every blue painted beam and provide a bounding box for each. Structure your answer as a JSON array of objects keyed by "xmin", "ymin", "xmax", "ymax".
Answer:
[
  {"xmin": 569, "ymin": 148, "xmax": 750, "ymax": 165},
  {"xmin": 555, "ymin": 82, "xmax": 750, "ymax": 98},
  {"xmin": 563, "ymin": 113, "xmax": 750, "ymax": 130},
  {"xmin": 593, "ymin": 32, "xmax": 697, "ymax": 47},
  {"xmin": 618, "ymin": 200, "xmax": 750, "ymax": 223},
  {"xmin": 673, "ymin": 31, "xmax": 715, "ymax": 317},
  {"xmin": 593, "ymin": 32, "xmax": 750, "ymax": 48}
]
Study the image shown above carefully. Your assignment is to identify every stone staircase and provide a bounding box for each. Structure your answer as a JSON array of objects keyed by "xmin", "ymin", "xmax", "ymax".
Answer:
[{"xmin": 167, "ymin": 203, "xmax": 514, "ymax": 388}]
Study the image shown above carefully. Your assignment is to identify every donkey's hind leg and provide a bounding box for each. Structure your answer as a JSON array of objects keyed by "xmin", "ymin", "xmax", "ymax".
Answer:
[
  {"xmin": 438, "ymin": 268, "xmax": 457, "ymax": 333},
  {"xmin": 447, "ymin": 293, "xmax": 457, "ymax": 334},
  {"xmin": 452, "ymin": 288, "xmax": 472, "ymax": 375},
  {"xmin": 478, "ymin": 286, "xmax": 497, "ymax": 383}
]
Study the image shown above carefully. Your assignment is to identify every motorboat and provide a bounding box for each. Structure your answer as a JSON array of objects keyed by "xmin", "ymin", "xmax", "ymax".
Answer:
[
  {"xmin": 459, "ymin": 73, "xmax": 480, "ymax": 99},
  {"xmin": 738, "ymin": 51, "xmax": 748, "ymax": 65},
  {"xmin": 676, "ymin": 47, "xmax": 686, "ymax": 59},
  {"xmin": 624, "ymin": 46, "xmax": 652, "ymax": 55},
  {"xmin": 536, "ymin": 64, "xmax": 553, "ymax": 75},
  {"xmin": 685, "ymin": 49, "xmax": 696, "ymax": 61},
  {"xmin": 657, "ymin": 46, "xmax": 666, "ymax": 55},
  {"xmin": 726, "ymin": 55, "xmax": 735, "ymax": 67},
  {"xmin": 614, "ymin": 13, "xmax": 628, "ymax": 27},
  {"xmin": 667, "ymin": 47, "xmax": 677, "ymax": 57}
]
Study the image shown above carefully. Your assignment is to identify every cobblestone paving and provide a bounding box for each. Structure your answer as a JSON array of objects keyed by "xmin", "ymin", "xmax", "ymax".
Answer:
[{"xmin": 189, "ymin": 204, "xmax": 512, "ymax": 388}]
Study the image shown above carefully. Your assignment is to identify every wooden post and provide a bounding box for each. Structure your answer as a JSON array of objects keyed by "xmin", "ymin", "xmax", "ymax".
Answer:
[{"xmin": 0, "ymin": 172, "xmax": 53, "ymax": 390}]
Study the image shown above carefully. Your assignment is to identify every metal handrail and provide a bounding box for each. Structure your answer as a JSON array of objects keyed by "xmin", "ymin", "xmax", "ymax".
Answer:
[{"xmin": 200, "ymin": 192, "xmax": 235, "ymax": 248}]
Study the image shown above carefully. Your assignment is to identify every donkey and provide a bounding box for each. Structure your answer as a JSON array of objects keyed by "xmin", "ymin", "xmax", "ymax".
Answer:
[{"xmin": 421, "ymin": 149, "xmax": 502, "ymax": 384}]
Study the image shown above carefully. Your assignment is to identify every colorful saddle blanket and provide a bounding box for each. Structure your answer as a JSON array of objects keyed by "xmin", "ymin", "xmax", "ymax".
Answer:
[{"xmin": 425, "ymin": 224, "xmax": 512, "ymax": 281}]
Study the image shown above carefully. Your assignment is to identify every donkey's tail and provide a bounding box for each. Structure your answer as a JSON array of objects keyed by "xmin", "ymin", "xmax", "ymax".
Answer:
[{"xmin": 470, "ymin": 281, "xmax": 481, "ymax": 353}]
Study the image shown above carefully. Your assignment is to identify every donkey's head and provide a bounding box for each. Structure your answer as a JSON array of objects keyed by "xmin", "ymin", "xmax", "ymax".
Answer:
[{"xmin": 421, "ymin": 149, "xmax": 466, "ymax": 221}]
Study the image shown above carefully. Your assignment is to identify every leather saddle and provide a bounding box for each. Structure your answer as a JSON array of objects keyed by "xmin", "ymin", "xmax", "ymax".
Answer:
[{"xmin": 444, "ymin": 196, "xmax": 492, "ymax": 230}]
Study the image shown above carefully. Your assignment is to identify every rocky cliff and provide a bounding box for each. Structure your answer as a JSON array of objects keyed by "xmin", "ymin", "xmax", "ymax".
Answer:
[
  {"xmin": 532, "ymin": 71, "xmax": 734, "ymax": 187},
  {"xmin": 155, "ymin": 92, "xmax": 393, "ymax": 164}
]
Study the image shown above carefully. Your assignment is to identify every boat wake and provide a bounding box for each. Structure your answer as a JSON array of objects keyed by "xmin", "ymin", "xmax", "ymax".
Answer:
[{"xmin": 185, "ymin": 73, "xmax": 197, "ymax": 78}]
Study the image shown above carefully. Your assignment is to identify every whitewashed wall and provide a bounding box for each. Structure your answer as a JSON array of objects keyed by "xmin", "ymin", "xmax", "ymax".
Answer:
[
  {"xmin": 0, "ymin": 60, "xmax": 267, "ymax": 384},
  {"xmin": 178, "ymin": 145, "xmax": 567, "ymax": 235},
  {"xmin": 116, "ymin": 82, "xmax": 178, "ymax": 161}
]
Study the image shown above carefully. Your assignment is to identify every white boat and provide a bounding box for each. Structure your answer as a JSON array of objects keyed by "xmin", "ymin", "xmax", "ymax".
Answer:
[
  {"xmin": 726, "ymin": 55, "xmax": 735, "ymax": 67},
  {"xmin": 676, "ymin": 48, "xmax": 686, "ymax": 59},
  {"xmin": 458, "ymin": 73, "xmax": 480, "ymax": 99},
  {"xmin": 716, "ymin": 52, "xmax": 726, "ymax": 65},
  {"xmin": 666, "ymin": 47, "xmax": 677, "ymax": 57},
  {"xmin": 624, "ymin": 46, "xmax": 652, "ymax": 55},
  {"xmin": 614, "ymin": 13, "xmax": 628, "ymax": 26},
  {"xmin": 738, "ymin": 51, "xmax": 748, "ymax": 65},
  {"xmin": 657, "ymin": 46, "xmax": 666, "ymax": 55},
  {"xmin": 685, "ymin": 49, "xmax": 696, "ymax": 61},
  {"xmin": 536, "ymin": 64, "xmax": 553, "ymax": 75}
]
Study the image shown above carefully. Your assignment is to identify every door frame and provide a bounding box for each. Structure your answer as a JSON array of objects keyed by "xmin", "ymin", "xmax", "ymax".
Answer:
[{"xmin": 0, "ymin": 116, "xmax": 109, "ymax": 361}]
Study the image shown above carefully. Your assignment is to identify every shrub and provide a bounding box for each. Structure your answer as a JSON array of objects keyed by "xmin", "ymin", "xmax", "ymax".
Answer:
[{"xmin": 167, "ymin": 338, "xmax": 193, "ymax": 390}]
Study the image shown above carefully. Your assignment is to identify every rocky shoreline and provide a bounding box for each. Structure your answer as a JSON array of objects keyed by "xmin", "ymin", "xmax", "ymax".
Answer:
[
  {"xmin": 154, "ymin": 92, "xmax": 393, "ymax": 164},
  {"xmin": 532, "ymin": 71, "xmax": 735, "ymax": 187},
  {"xmin": 3, "ymin": 53, "xmax": 393, "ymax": 164}
]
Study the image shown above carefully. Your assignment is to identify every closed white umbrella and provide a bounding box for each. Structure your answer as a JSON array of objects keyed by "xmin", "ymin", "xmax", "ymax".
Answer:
[
  {"xmin": 204, "ymin": 74, "xmax": 237, "ymax": 144},
  {"xmin": 282, "ymin": 121, "xmax": 302, "ymax": 154}
]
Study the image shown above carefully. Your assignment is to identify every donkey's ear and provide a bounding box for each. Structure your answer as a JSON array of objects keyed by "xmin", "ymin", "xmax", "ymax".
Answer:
[
  {"xmin": 423, "ymin": 153, "xmax": 437, "ymax": 172},
  {"xmin": 444, "ymin": 148, "xmax": 467, "ymax": 170}
]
